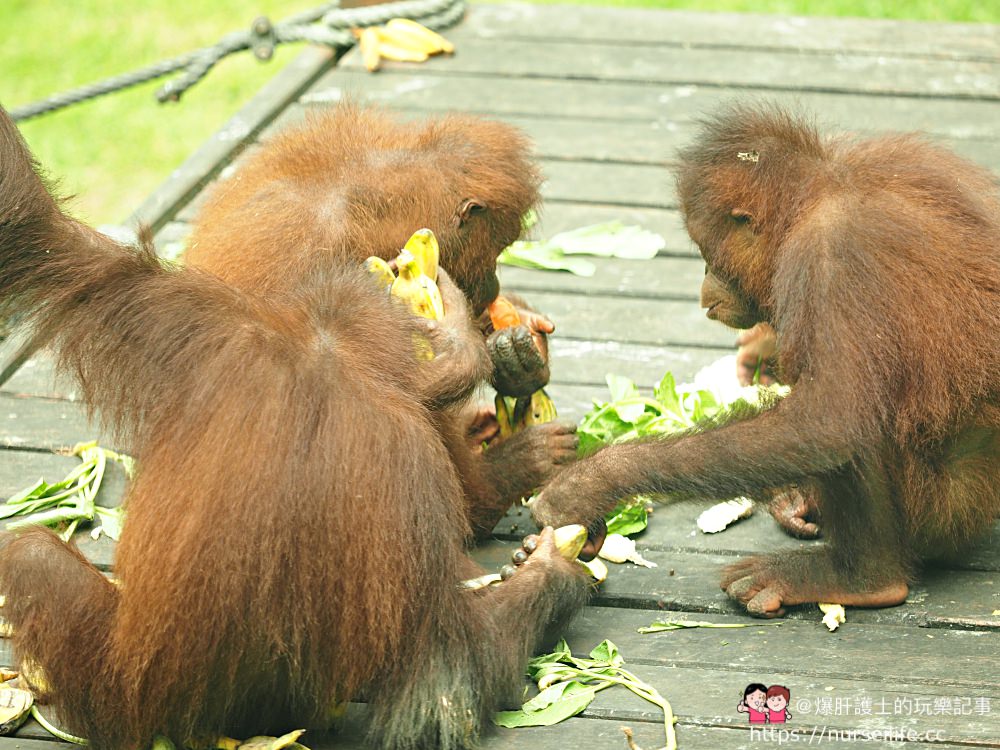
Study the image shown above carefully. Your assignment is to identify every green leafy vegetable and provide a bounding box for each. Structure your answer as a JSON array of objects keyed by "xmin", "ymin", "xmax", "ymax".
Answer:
[
  {"xmin": 2, "ymin": 441, "xmax": 129, "ymax": 541},
  {"xmin": 494, "ymin": 639, "xmax": 676, "ymax": 750},
  {"xmin": 498, "ymin": 221, "xmax": 665, "ymax": 276},
  {"xmin": 604, "ymin": 499, "xmax": 649, "ymax": 537},
  {"xmin": 579, "ymin": 363, "xmax": 790, "ymax": 537}
]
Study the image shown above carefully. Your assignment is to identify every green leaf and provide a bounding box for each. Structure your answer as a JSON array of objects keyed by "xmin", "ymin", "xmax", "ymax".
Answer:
[
  {"xmin": 95, "ymin": 505, "xmax": 125, "ymax": 541},
  {"xmin": 549, "ymin": 222, "xmax": 665, "ymax": 260},
  {"xmin": 493, "ymin": 686, "xmax": 596, "ymax": 728},
  {"xmin": 522, "ymin": 679, "xmax": 587, "ymax": 712},
  {"xmin": 498, "ymin": 243, "xmax": 597, "ymax": 276},
  {"xmin": 588, "ymin": 639, "xmax": 622, "ymax": 666},
  {"xmin": 604, "ymin": 499, "xmax": 649, "ymax": 536},
  {"xmin": 4, "ymin": 478, "xmax": 47, "ymax": 505},
  {"xmin": 606, "ymin": 373, "xmax": 639, "ymax": 403}
]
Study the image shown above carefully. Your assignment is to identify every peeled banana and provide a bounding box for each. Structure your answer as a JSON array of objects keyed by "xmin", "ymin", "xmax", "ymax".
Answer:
[
  {"xmin": 402, "ymin": 227, "xmax": 440, "ymax": 282},
  {"xmin": 363, "ymin": 230, "xmax": 446, "ymax": 362},
  {"xmin": 391, "ymin": 251, "xmax": 444, "ymax": 320}
]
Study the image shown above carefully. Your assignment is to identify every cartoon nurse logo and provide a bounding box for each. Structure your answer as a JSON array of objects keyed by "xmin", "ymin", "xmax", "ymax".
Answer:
[
  {"xmin": 737, "ymin": 683, "xmax": 768, "ymax": 724},
  {"xmin": 766, "ymin": 685, "xmax": 792, "ymax": 723},
  {"xmin": 738, "ymin": 683, "xmax": 791, "ymax": 724}
]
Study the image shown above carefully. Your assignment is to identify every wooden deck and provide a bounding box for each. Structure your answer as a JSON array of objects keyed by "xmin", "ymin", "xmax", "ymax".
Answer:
[{"xmin": 2, "ymin": 4, "xmax": 999, "ymax": 748}]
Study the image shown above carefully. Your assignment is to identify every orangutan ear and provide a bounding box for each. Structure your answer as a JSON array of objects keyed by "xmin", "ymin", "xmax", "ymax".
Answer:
[
  {"xmin": 457, "ymin": 198, "xmax": 487, "ymax": 227},
  {"xmin": 730, "ymin": 208, "xmax": 754, "ymax": 225}
]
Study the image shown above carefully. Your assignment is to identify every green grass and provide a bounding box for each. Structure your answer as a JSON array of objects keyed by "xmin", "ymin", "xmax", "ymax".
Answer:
[
  {"xmin": 1, "ymin": 0, "xmax": 318, "ymax": 225},
  {"xmin": 4, "ymin": 0, "xmax": 998, "ymax": 224}
]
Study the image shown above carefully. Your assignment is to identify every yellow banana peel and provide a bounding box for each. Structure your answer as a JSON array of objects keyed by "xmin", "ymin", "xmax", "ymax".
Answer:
[
  {"xmin": 512, "ymin": 388, "xmax": 558, "ymax": 428},
  {"xmin": 386, "ymin": 18, "xmax": 456, "ymax": 54},
  {"xmin": 364, "ymin": 255, "xmax": 396, "ymax": 292},
  {"xmin": 359, "ymin": 27, "xmax": 382, "ymax": 72},
  {"xmin": 552, "ymin": 524, "xmax": 587, "ymax": 560},
  {"xmin": 391, "ymin": 251, "xmax": 444, "ymax": 320},
  {"xmin": 356, "ymin": 19, "xmax": 454, "ymax": 72},
  {"xmin": 402, "ymin": 228, "xmax": 440, "ymax": 282},
  {"xmin": 374, "ymin": 42, "xmax": 429, "ymax": 63},
  {"xmin": 494, "ymin": 393, "xmax": 516, "ymax": 439}
]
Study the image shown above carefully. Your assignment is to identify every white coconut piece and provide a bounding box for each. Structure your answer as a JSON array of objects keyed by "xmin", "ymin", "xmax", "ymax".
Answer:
[
  {"xmin": 819, "ymin": 603, "xmax": 846, "ymax": 631},
  {"xmin": 598, "ymin": 534, "xmax": 657, "ymax": 568},
  {"xmin": 696, "ymin": 497, "xmax": 754, "ymax": 533}
]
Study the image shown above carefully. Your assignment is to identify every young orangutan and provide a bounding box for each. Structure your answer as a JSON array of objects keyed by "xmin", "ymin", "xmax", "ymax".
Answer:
[
  {"xmin": 0, "ymin": 105, "xmax": 590, "ymax": 749},
  {"xmin": 530, "ymin": 103, "xmax": 1000, "ymax": 616},
  {"xmin": 185, "ymin": 105, "xmax": 577, "ymax": 537}
]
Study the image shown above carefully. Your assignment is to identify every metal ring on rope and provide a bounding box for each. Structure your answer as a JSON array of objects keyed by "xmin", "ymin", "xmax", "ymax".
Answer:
[{"xmin": 10, "ymin": 0, "xmax": 467, "ymax": 122}]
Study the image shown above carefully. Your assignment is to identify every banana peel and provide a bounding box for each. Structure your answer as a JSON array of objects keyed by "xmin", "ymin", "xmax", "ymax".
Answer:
[
  {"xmin": 494, "ymin": 394, "xmax": 516, "ymax": 439},
  {"xmin": 512, "ymin": 388, "xmax": 558, "ymax": 427},
  {"xmin": 488, "ymin": 296, "xmax": 558, "ymax": 436},
  {"xmin": 0, "ymin": 686, "xmax": 31, "ymax": 736},
  {"xmin": 364, "ymin": 256, "xmax": 396, "ymax": 292},
  {"xmin": 553, "ymin": 524, "xmax": 587, "ymax": 560},
  {"xmin": 402, "ymin": 228, "xmax": 439, "ymax": 282},
  {"xmin": 392, "ymin": 251, "xmax": 444, "ymax": 320},
  {"xmin": 353, "ymin": 19, "xmax": 454, "ymax": 73}
]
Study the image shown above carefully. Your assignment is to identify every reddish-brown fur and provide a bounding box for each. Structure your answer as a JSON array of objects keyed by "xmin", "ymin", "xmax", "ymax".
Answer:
[
  {"xmin": 531, "ymin": 103, "xmax": 1000, "ymax": 616},
  {"xmin": 187, "ymin": 106, "xmax": 578, "ymax": 535},
  {"xmin": 0, "ymin": 106, "xmax": 589, "ymax": 749}
]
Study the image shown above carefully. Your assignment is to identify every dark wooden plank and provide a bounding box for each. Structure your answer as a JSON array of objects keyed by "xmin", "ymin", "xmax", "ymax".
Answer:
[
  {"xmin": 502, "ymin": 256, "xmax": 705, "ymax": 299},
  {"xmin": 0, "ymin": 394, "xmax": 106, "ymax": 453},
  {"xmin": 493, "ymin": 493, "xmax": 1000, "ymax": 573},
  {"xmin": 538, "ymin": 205, "xmax": 694, "ymax": 256},
  {"xmin": 129, "ymin": 45, "xmax": 337, "ymax": 231},
  {"xmin": 0, "ymin": 352, "xmax": 77, "ymax": 402},
  {"xmin": 524, "ymin": 292, "xmax": 730, "ymax": 348},
  {"xmin": 308, "ymin": 69, "xmax": 1000, "ymax": 141},
  {"xmin": 266, "ymin": 102, "xmax": 1000, "ymax": 173},
  {"xmin": 0, "ymin": 713, "xmax": 982, "ymax": 750},
  {"xmin": 548, "ymin": 339, "xmax": 731, "ymax": 388},
  {"xmin": 0, "ymin": 738, "xmax": 81, "ymax": 750},
  {"xmin": 175, "ymin": 154, "xmax": 673, "ymax": 223},
  {"xmin": 564, "ymin": 605, "xmax": 1000, "ymax": 689},
  {"xmin": 459, "ymin": 5, "xmax": 1000, "ymax": 62},
  {"xmin": 473, "ymin": 539, "xmax": 1000, "ymax": 629},
  {"xmin": 290, "ymin": 704, "xmax": 979, "ymax": 750},
  {"xmin": 337, "ymin": 40, "xmax": 1000, "ymax": 100}
]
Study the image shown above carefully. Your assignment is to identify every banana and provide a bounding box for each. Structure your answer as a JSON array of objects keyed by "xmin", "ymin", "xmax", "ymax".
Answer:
[
  {"xmin": 552, "ymin": 524, "xmax": 587, "ymax": 560},
  {"xmin": 385, "ymin": 18, "xmax": 455, "ymax": 54},
  {"xmin": 364, "ymin": 255, "xmax": 396, "ymax": 292},
  {"xmin": 494, "ymin": 393, "xmax": 516, "ymax": 439},
  {"xmin": 512, "ymin": 388, "xmax": 558, "ymax": 428},
  {"xmin": 375, "ymin": 43, "xmax": 429, "ymax": 63},
  {"xmin": 391, "ymin": 251, "xmax": 444, "ymax": 320},
  {"xmin": 402, "ymin": 228, "xmax": 440, "ymax": 282},
  {"xmin": 359, "ymin": 27, "xmax": 382, "ymax": 72},
  {"xmin": 578, "ymin": 557, "xmax": 608, "ymax": 583}
]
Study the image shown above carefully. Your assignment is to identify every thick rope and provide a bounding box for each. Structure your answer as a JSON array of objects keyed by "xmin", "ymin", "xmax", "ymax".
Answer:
[{"xmin": 10, "ymin": 0, "xmax": 466, "ymax": 122}]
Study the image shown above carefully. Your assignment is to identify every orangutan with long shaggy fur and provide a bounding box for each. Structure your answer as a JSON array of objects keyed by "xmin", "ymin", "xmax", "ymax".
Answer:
[
  {"xmin": 0, "ymin": 105, "xmax": 588, "ymax": 750},
  {"xmin": 531, "ymin": 103, "xmax": 1000, "ymax": 617}
]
